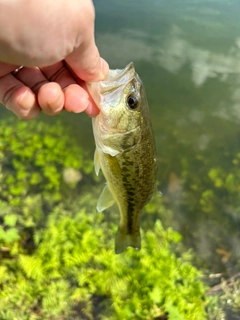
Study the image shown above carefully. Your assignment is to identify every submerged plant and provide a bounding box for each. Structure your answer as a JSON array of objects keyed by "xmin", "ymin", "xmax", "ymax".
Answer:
[
  {"xmin": 0, "ymin": 119, "xmax": 92, "ymax": 252},
  {"xmin": 0, "ymin": 201, "xmax": 208, "ymax": 319},
  {"xmin": 0, "ymin": 118, "xmax": 209, "ymax": 319}
]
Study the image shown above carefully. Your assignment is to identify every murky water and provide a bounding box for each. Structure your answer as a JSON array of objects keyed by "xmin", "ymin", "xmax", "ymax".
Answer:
[{"xmin": 1, "ymin": 0, "xmax": 240, "ymax": 313}]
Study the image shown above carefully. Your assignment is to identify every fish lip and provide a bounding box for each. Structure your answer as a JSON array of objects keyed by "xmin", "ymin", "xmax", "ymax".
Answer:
[
  {"xmin": 97, "ymin": 62, "xmax": 137, "ymax": 94},
  {"xmin": 106, "ymin": 62, "xmax": 135, "ymax": 82}
]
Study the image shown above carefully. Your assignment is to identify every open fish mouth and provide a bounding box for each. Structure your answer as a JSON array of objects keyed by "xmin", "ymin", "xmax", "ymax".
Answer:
[
  {"xmin": 105, "ymin": 62, "xmax": 135, "ymax": 83},
  {"xmin": 91, "ymin": 62, "xmax": 138, "ymax": 95},
  {"xmin": 87, "ymin": 62, "xmax": 141, "ymax": 109}
]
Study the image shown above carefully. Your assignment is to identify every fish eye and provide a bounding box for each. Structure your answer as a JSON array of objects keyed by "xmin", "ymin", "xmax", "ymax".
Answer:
[{"xmin": 127, "ymin": 94, "xmax": 139, "ymax": 110}]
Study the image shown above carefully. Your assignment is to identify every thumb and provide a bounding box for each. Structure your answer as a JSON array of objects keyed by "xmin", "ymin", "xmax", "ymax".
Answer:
[
  {"xmin": 65, "ymin": 41, "xmax": 109, "ymax": 82},
  {"xmin": 64, "ymin": 0, "xmax": 108, "ymax": 82}
]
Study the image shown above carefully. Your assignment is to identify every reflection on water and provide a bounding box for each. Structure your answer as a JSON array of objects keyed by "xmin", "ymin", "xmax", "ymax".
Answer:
[
  {"xmin": 97, "ymin": 26, "xmax": 240, "ymax": 86},
  {"xmin": 96, "ymin": 17, "xmax": 240, "ymax": 124}
]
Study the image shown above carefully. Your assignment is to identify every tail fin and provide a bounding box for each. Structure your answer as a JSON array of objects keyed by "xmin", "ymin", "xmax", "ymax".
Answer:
[{"xmin": 115, "ymin": 228, "xmax": 141, "ymax": 254}]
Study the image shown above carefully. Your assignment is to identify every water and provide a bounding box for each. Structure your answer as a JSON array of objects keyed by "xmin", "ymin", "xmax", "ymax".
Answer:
[
  {"xmin": 92, "ymin": 0, "xmax": 240, "ymax": 273},
  {"xmin": 1, "ymin": 0, "xmax": 240, "ymax": 316}
]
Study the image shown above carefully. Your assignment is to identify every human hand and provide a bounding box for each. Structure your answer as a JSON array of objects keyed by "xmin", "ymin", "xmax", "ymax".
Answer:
[{"xmin": 0, "ymin": 0, "xmax": 108, "ymax": 119}]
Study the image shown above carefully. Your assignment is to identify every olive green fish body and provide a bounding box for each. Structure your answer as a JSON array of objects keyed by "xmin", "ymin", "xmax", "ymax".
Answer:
[{"xmin": 87, "ymin": 63, "xmax": 157, "ymax": 253}]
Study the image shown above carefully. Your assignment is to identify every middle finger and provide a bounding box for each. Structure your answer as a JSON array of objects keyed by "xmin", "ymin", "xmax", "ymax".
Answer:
[{"xmin": 14, "ymin": 67, "xmax": 64, "ymax": 115}]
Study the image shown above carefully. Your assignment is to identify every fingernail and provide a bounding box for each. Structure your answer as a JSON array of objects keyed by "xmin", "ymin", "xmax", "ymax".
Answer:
[
  {"xmin": 18, "ymin": 90, "xmax": 36, "ymax": 110},
  {"xmin": 85, "ymin": 102, "xmax": 100, "ymax": 117},
  {"xmin": 99, "ymin": 58, "xmax": 109, "ymax": 80},
  {"xmin": 47, "ymin": 94, "xmax": 63, "ymax": 111}
]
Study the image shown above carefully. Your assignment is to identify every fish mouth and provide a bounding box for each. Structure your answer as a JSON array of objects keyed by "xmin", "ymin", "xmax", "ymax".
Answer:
[
  {"xmin": 106, "ymin": 62, "xmax": 135, "ymax": 82},
  {"xmin": 98, "ymin": 62, "xmax": 137, "ymax": 94},
  {"xmin": 87, "ymin": 62, "xmax": 141, "ymax": 110}
]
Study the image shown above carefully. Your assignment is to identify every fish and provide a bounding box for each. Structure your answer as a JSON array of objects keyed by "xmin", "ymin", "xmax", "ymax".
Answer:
[{"xmin": 87, "ymin": 62, "xmax": 157, "ymax": 254}]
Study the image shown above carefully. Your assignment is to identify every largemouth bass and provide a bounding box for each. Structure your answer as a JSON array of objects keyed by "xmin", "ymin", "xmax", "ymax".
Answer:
[{"xmin": 87, "ymin": 62, "xmax": 157, "ymax": 253}]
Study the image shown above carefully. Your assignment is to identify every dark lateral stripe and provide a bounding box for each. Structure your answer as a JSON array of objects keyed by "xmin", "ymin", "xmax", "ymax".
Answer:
[{"xmin": 127, "ymin": 201, "xmax": 135, "ymax": 234}]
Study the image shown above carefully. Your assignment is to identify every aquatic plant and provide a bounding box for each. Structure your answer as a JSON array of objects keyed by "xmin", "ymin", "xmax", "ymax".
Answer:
[
  {"xmin": 154, "ymin": 122, "xmax": 240, "ymax": 319},
  {"xmin": 0, "ymin": 119, "xmax": 93, "ymax": 251},
  {"xmin": 0, "ymin": 203, "xmax": 208, "ymax": 320},
  {"xmin": 0, "ymin": 118, "xmax": 208, "ymax": 319}
]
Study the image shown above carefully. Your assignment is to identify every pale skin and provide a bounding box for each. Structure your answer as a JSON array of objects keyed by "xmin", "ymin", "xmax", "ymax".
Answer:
[{"xmin": 0, "ymin": 0, "xmax": 109, "ymax": 119}]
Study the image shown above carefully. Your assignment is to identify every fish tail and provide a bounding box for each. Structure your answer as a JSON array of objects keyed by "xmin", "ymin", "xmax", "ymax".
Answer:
[{"xmin": 115, "ymin": 228, "xmax": 141, "ymax": 254}]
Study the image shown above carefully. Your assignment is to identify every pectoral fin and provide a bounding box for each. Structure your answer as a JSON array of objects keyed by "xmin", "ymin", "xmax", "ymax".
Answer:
[
  {"xmin": 97, "ymin": 184, "xmax": 115, "ymax": 212},
  {"xmin": 94, "ymin": 148, "xmax": 101, "ymax": 176}
]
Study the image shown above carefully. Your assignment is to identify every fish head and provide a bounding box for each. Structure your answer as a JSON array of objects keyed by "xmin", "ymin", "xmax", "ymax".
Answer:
[{"xmin": 88, "ymin": 62, "xmax": 148, "ymax": 136}]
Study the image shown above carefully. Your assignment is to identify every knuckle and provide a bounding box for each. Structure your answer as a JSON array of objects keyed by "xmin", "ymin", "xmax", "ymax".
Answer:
[
  {"xmin": 1, "ymin": 85, "xmax": 21, "ymax": 107},
  {"xmin": 30, "ymin": 80, "xmax": 48, "ymax": 94},
  {"xmin": 47, "ymin": 65, "xmax": 66, "ymax": 82}
]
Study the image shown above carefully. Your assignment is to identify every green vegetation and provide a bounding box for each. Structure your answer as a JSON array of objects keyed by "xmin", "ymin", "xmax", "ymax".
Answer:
[{"xmin": 0, "ymin": 119, "xmax": 209, "ymax": 319}]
